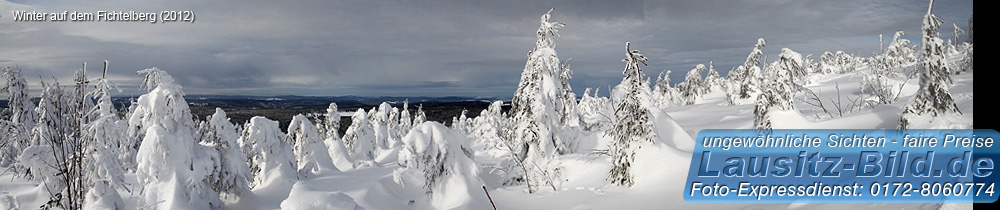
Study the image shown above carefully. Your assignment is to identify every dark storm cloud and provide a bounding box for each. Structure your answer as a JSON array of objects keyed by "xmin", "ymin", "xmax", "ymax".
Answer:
[{"xmin": 0, "ymin": 0, "xmax": 973, "ymax": 97}]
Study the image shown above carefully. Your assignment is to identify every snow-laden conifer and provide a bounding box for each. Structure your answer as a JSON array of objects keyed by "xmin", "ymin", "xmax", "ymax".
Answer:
[
  {"xmin": 0, "ymin": 67, "xmax": 36, "ymax": 166},
  {"xmin": 899, "ymin": 0, "xmax": 962, "ymax": 129},
  {"xmin": 607, "ymin": 42, "xmax": 656, "ymax": 187},
  {"xmin": 287, "ymin": 114, "xmax": 336, "ymax": 177},
  {"xmin": 676, "ymin": 64, "xmax": 706, "ymax": 105},
  {"xmin": 241, "ymin": 116, "xmax": 297, "ymax": 189},
  {"xmin": 202, "ymin": 108, "xmax": 251, "ymax": 199},
  {"xmin": 129, "ymin": 68, "xmax": 222, "ymax": 209},
  {"xmin": 343, "ymin": 109, "xmax": 377, "ymax": 162}
]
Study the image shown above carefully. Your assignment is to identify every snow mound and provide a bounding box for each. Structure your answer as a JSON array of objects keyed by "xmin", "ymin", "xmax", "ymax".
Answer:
[
  {"xmin": 280, "ymin": 182, "xmax": 364, "ymax": 210},
  {"xmin": 0, "ymin": 192, "xmax": 17, "ymax": 210},
  {"xmin": 648, "ymin": 107, "xmax": 695, "ymax": 152}
]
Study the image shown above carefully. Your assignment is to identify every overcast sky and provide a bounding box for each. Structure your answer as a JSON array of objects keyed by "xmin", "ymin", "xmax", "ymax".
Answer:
[{"xmin": 0, "ymin": 0, "xmax": 973, "ymax": 98}]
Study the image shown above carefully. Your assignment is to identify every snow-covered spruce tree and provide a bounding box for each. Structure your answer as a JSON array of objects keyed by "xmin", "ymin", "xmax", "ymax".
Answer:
[
  {"xmin": 287, "ymin": 114, "xmax": 336, "ymax": 178},
  {"xmin": 651, "ymin": 70, "xmax": 678, "ymax": 108},
  {"xmin": 834, "ymin": 51, "xmax": 856, "ymax": 73},
  {"xmin": 817, "ymin": 51, "xmax": 838, "ymax": 74},
  {"xmin": 412, "ymin": 104, "xmax": 427, "ymax": 126},
  {"xmin": 502, "ymin": 8, "xmax": 572, "ymax": 193},
  {"xmin": 676, "ymin": 64, "xmax": 706, "ymax": 105},
  {"xmin": 899, "ymin": 0, "xmax": 962, "ymax": 129},
  {"xmin": 129, "ymin": 68, "xmax": 222, "ymax": 209},
  {"xmin": 1, "ymin": 66, "xmax": 36, "ymax": 167},
  {"xmin": 342, "ymin": 109, "xmax": 377, "ymax": 163},
  {"xmin": 469, "ymin": 101, "xmax": 505, "ymax": 148},
  {"xmin": 202, "ymin": 108, "xmax": 251, "ymax": 199},
  {"xmin": 778, "ymin": 48, "xmax": 806, "ymax": 88},
  {"xmin": 884, "ymin": 31, "xmax": 917, "ymax": 72},
  {"xmin": 753, "ymin": 57, "xmax": 797, "ymax": 130},
  {"xmin": 372, "ymin": 102, "xmax": 395, "ymax": 152},
  {"xmin": 318, "ymin": 102, "xmax": 341, "ymax": 141},
  {"xmin": 82, "ymin": 68, "xmax": 128, "ymax": 209},
  {"xmin": 388, "ymin": 107, "xmax": 402, "ymax": 144},
  {"xmin": 558, "ymin": 58, "xmax": 580, "ymax": 127},
  {"xmin": 802, "ymin": 54, "xmax": 818, "ymax": 75},
  {"xmin": 728, "ymin": 38, "xmax": 766, "ymax": 104},
  {"xmin": 314, "ymin": 103, "xmax": 355, "ymax": 171},
  {"xmin": 607, "ymin": 42, "xmax": 656, "ymax": 187},
  {"xmin": 393, "ymin": 122, "xmax": 480, "ymax": 208},
  {"xmin": 450, "ymin": 109, "xmax": 471, "ymax": 134},
  {"xmin": 398, "ymin": 100, "xmax": 412, "ymax": 134},
  {"xmin": 577, "ymin": 88, "xmax": 613, "ymax": 131},
  {"xmin": 240, "ymin": 116, "xmax": 297, "ymax": 189},
  {"xmin": 121, "ymin": 97, "xmax": 142, "ymax": 172},
  {"xmin": 703, "ymin": 62, "xmax": 723, "ymax": 92}
]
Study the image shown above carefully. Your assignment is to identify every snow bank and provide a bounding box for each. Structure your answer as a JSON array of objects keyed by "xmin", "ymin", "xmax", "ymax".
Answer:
[{"xmin": 280, "ymin": 182, "xmax": 364, "ymax": 210}]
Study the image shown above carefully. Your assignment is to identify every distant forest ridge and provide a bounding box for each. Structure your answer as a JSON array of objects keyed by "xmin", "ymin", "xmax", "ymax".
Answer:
[{"xmin": 0, "ymin": 95, "xmax": 511, "ymax": 109}]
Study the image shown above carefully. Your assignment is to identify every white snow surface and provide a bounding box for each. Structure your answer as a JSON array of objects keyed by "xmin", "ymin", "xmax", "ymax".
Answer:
[
  {"xmin": 0, "ymin": 59, "xmax": 974, "ymax": 210},
  {"xmin": 0, "ymin": 19, "xmax": 975, "ymax": 210}
]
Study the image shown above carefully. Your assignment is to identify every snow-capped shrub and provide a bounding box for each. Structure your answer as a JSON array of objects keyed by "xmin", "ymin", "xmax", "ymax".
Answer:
[
  {"xmin": 20, "ymin": 69, "xmax": 126, "ymax": 209},
  {"xmin": 19, "ymin": 78, "xmax": 67, "ymax": 189},
  {"xmin": 650, "ymin": 70, "xmax": 677, "ymax": 108},
  {"xmin": 883, "ymin": 31, "xmax": 917, "ymax": 71},
  {"xmin": 702, "ymin": 62, "xmax": 724, "ymax": 92},
  {"xmin": 372, "ymin": 102, "xmax": 396, "ymax": 152},
  {"xmin": 343, "ymin": 109, "xmax": 377, "ymax": 162},
  {"xmin": 393, "ymin": 122, "xmax": 480, "ymax": 208},
  {"xmin": 287, "ymin": 114, "xmax": 336, "ymax": 177},
  {"xmin": 834, "ymin": 51, "xmax": 857, "ymax": 73},
  {"xmin": 817, "ymin": 51, "xmax": 837, "ymax": 74},
  {"xmin": 241, "ymin": 116, "xmax": 297, "ymax": 189},
  {"xmin": 412, "ymin": 104, "xmax": 427, "ymax": 126},
  {"xmin": 676, "ymin": 64, "xmax": 706, "ymax": 105},
  {"xmin": 450, "ymin": 109, "xmax": 470, "ymax": 133},
  {"xmin": 468, "ymin": 101, "xmax": 505, "ymax": 147},
  {"xmin": 577, "ymin": 88, "xmax": 612, "ymax": 131}
]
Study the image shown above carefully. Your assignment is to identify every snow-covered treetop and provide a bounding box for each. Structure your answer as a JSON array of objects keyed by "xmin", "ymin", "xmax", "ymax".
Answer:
[
  {"xmin": 535, "ymin": 8, "xmax": 565, "ymax": 50},
  {"xmin": 622, "ymin": 42, "xmax": 648, "ymax": 77},
  {"xmin": 138, "ymin": 67, "xmax": 180, "ymax": 92},
  {"xmin": 779, "ymin": 48, "xmax": 803, "ymax": 67},
  {"xmin": 90, "ymin": 62, "xmax": 122, "ymax": 117},
  {"xmin": 744, "ymin": 38, "xmax": 766, "ymax": 70},
  {"xmin": 130, "ymin": 68, "xmax": 191, "ymax": 133}
]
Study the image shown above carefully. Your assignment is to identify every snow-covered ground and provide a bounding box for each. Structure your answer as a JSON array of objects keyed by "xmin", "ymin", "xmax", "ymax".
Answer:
[
  {"xmin": 0, "ymin": 7, "xmax": 974, "ymax": 210},
  {"xmin": 0, "ymin": 65, "xmax": 973, "ymax": 209}
]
